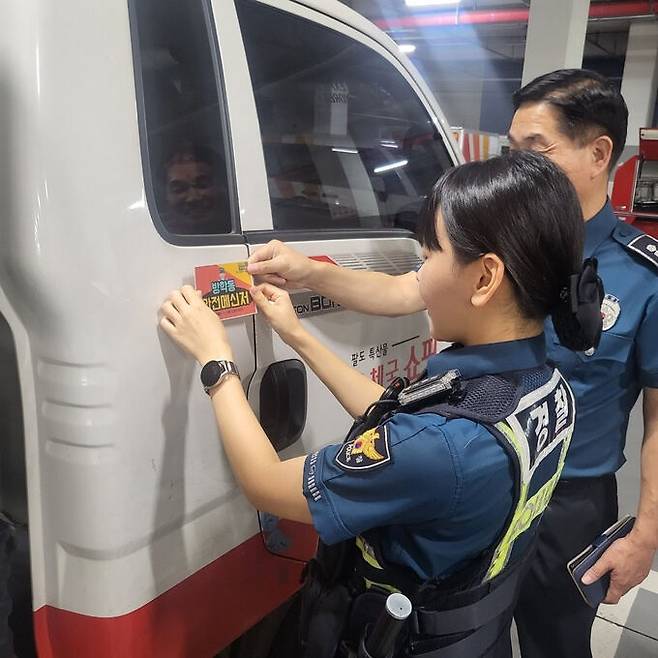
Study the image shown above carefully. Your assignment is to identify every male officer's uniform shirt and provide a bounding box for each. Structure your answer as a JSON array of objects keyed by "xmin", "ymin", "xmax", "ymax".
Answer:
[
  {"xmin": 303, "ymin": 336, "xmax": 549, "ymax": 581},
  {"xmin": 545, "ymin": 201, "xmax": 658, "ymax": 478}
]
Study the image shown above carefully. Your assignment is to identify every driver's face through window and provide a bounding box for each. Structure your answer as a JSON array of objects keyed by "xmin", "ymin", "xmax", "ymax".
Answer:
[
  {"xmin": 162, "ymin": 146, "xmax": 230, "ymax": 235},
  {"xmin": 165, "ymin": 156, "xmax": 220, "ymax": 233}
]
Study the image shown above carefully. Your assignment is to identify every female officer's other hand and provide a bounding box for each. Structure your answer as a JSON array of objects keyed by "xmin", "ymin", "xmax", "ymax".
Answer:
[
  {"xmin": 251, "ymin": 283, "xmax": 304, "ymax": 345},
  {"xmin": 247, "ymin": 240, "xmax": 316, "ymax": 289},
  {"xmin": 253, "ymin": 283, "xmax": 385, "ymax": 419},
  {"xmin": 159, "ymin": 285, "xmax": 234, "ymax": 365}
]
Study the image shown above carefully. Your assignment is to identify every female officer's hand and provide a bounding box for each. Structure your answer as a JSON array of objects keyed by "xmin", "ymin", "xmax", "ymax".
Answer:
[
  {"xmin": 247, "ymin": 240, "xmax": 314, "ymax": 289},
  {"xmin": 160, "ymin": 285, "xmax": 234, "ymax": 365},
  {"xmin": 250, "ymin": 283, "xmax": 304, "ymax": 345}
]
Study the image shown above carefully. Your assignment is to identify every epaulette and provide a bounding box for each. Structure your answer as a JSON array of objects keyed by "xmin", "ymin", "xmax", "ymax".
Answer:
[{"xmin": 612, "ymin": 223, "xmax": 658, "ymax": 271}]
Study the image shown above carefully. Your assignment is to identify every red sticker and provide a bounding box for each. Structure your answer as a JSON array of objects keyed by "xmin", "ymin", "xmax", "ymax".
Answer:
[
  {"xmin": 309, "ymin": 255, "xmax": 337, "ymax": 266},
  {"xmin": 195, "ymin": 262, "xmax": 257, "ymax": 321}
]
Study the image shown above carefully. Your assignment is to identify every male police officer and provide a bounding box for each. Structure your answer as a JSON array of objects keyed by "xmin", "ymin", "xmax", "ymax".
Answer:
[{"xmin": 248, "ymin": 69, "xmax": 658, "ymax": 658}]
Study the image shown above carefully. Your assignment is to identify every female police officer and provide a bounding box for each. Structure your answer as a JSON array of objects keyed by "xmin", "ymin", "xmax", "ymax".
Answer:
[{"xmin": 159, "ymin": 151, "xmax": 603, "ymax": 657}]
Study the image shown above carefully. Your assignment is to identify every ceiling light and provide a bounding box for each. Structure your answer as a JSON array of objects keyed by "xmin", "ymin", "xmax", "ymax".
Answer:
[
  {"xmin": 405, "ymin": 0, "xmax": 461, "ymax": 7},
  {"xmin": 398, "ymin": 44, "xmax": 416, "ymax": 54},
  {"xmin": 332, "ymin": 147, "xmax": 359, "ymax": 154},
  {"xmin": 374, "ymin": 160, "xmax": 408, "ymax": 174}
]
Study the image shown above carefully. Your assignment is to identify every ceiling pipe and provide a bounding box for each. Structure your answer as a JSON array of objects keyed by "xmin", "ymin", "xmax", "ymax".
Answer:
[{"xmin": 375, "ymin": 2, "xmax": 656, "ymax": 29}]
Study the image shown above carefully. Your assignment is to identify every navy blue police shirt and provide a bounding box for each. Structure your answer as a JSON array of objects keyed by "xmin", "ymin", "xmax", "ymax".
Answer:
[
  {"xmin": 303, "ymin": 335, "xmax": 549, "ymax": 581},
  {"xmin": 545, "ymin": 201, "xmax": 658, "ymax": 478}
]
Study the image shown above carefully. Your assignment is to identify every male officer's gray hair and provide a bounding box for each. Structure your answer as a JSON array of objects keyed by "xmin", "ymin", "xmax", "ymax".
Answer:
[{"xmin": 513, "ymin": 69, "xmax": 628, "ymax": 170}]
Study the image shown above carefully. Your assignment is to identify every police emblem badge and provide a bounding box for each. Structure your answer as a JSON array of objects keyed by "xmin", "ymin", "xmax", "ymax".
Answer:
[
  {"xmin": 335, "ymin": 426, "xmax": 391, "ymax": 471},
  {"xmin": 601, "ymin": 294, "xmax": 621, "ymax": 332}
]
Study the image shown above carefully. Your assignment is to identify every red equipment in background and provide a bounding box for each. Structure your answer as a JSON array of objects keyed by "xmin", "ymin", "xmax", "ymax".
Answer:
[{"xmin": 612, "ymin": 128, "xmax": 658, "ymax": 239}]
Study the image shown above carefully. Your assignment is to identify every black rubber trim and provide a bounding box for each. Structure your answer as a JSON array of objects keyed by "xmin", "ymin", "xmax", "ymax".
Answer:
[{"xmin": 245, "ymin": 228, "xmax": 417, "ymax": 244}]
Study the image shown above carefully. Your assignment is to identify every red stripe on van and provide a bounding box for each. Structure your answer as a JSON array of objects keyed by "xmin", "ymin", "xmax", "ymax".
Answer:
[{"xmin": 34, "ymin": 525, "xmax": 317, "ymax": 658}]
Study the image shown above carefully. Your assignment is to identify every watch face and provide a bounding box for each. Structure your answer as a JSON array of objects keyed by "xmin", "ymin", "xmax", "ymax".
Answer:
[{"xmin": 200, "ymin": 361, "xmax": 224, "ymax": 388}]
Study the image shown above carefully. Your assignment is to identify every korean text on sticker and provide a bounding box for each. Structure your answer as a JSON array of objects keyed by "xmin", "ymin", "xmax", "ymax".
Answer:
[{"xmin": 194, "ymin": 262, "xmax": 257, "ymax": 320}]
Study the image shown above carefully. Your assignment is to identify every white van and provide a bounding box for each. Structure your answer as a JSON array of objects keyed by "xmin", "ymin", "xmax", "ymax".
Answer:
[{"xmin": 0, "ymin": 0, "xmax": 460, "ymax": 655}]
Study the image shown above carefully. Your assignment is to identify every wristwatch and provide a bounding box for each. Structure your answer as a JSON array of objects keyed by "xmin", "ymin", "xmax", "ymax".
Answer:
[{"xmin": 200, "ymin": 359, "xmax": 240, "ymax": 395}]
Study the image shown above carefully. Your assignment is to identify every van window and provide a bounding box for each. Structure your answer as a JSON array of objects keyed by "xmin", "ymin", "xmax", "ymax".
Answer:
[
  {"xmin": 236, "ymin": 0, "xmax": 453, "ymax": 233},
  {"xmin": 130, "ymin": 0, "xmax": 233, "ymax": 238}
]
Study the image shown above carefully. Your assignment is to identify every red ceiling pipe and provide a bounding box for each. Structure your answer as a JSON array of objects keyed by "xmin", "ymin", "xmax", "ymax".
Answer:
[
  {"xmin": 590, "ymin": 0, "xmax": 655, "ymax": 17},
  {"xmin": 376, "ymin": 7, "xmax": 529, "ymax": 27},
  {"xmin": 375, "ymin": 2, "xmax": 656, "ymax": 29}
]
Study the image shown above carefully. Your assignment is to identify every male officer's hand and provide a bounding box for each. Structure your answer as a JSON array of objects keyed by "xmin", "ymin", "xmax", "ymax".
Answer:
[
  {"xmin": 582, "ymin": 534, "xmax": 655, "ymax": 604},
  {"xmin": 247, "ymin": 240, "xmax": 317, "ymax": 289}
]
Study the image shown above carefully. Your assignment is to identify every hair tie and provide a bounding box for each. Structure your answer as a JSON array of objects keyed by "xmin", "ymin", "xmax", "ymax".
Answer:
[{"xmin": 557, "ymin": 258, "xmax": 604, "ymax": 351}]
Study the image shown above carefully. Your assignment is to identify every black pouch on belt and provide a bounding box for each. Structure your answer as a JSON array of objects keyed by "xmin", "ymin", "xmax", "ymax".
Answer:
[{"xmin": 299, "ymin": 577, "xmax": 352, "ymax": 658}]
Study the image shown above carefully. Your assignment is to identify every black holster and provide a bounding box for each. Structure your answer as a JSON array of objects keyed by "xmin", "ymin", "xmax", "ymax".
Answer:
[
  {"xmin": 299, "ymin": 576, "xmax": 352, "ymax": 658},
  {"xmin": 299, "ymin": 541, "xmax": 356, "ymax": 658}
]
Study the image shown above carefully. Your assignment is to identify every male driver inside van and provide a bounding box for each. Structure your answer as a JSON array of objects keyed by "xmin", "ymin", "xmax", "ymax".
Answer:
[{"xmin": 161, "ymin": 142, "xmax": 230, "ymax": 234}]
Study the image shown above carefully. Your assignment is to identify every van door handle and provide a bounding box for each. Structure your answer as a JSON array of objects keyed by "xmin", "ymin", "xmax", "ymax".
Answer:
[{"xmin": 259, "ymin": 359, "xmax": 307, "ymax": 452}]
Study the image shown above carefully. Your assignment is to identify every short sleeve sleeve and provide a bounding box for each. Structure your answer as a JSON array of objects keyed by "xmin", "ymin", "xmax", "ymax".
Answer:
[
  {"xmin": 302, "ymin": 413, "xmax": 460, "ymax": 545},
  {"xmin": 636, "ymin": 291, "xmax": 658, "ymax": 388}
]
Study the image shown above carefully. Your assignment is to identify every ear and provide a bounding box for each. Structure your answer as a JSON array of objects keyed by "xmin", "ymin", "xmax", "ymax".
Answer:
[
  {"xmin": 591, "ymin": 135, "xmax": 613, "ymax": 178},
  {"xmin": 471, "ymin": 254, "xmax": 505, "ymax": 308}
]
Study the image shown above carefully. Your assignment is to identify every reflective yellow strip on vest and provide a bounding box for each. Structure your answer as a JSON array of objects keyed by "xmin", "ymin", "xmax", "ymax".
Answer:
[
  {"xmin": 356, "ymin": 535, "xmax": 384, "ymax": 570},
  {"xmin": 357, "ymin": 537, "xmax": 401, "ymax": 592},
  {"xmin": 485, "ymin": 421, "xmax": 573, "ymax": 581},
  {"xmin": 363, "ymin": 578, "xmax": 401, "ymax": 594}
]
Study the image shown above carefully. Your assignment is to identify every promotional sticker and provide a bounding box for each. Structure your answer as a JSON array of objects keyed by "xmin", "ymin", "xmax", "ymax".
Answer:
[{"xmin": 195, "ymin": 262, "xmax": 257, "ymax": 320}]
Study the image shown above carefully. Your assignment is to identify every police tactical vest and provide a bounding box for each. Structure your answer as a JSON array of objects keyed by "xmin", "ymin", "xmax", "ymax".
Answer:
[
  {"xmin": 426, "ymin": 367, "xmax": 575, "ymax": 582},
  {"xmin": 300, "ymin": 366, "xmax": 576, "ymax": 658}
]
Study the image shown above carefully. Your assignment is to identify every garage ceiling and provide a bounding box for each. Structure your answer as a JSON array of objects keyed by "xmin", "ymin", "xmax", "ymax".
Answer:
[
  {"xmin": 339, "ymin": 0, "xmax": 640, "ymax": 61},
  {"xmin": 336, "ymin": 0, "xmax": 654, "ymax": 131}
]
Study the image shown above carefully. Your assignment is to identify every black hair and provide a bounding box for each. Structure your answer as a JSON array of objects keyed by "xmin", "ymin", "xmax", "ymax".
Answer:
[
  {"xmin": 162, "ymin": 141, "xmax": 220, "ymax": 176},
  {"xmin": 513, "ymin": 68, "xmax": 628, "ymax": 170},
  {"xmin": 418, "ymin": 150, "xmax": 598, "ymax": 351}
]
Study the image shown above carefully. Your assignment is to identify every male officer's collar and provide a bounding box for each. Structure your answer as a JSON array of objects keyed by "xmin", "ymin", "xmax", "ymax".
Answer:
[
  {"xmin": 427, "ymin": 334, "xmax": 546, "ymax": 380},
  {"xmin": 584, "ymin": 200, "xmax": 618, "ymax": 258}
]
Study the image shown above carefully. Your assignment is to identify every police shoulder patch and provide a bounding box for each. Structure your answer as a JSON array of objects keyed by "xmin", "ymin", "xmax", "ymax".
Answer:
[
  {"xmin": 335, "ymin": 425, "xmax": 391, "ymax": 472},
  {"xmin": 624, "ymin": 234, "xmax": 658, "ymax": 271},
  {"xmin": 612, "ymin": 223, "xmax": 658, "ymax": 269}
]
